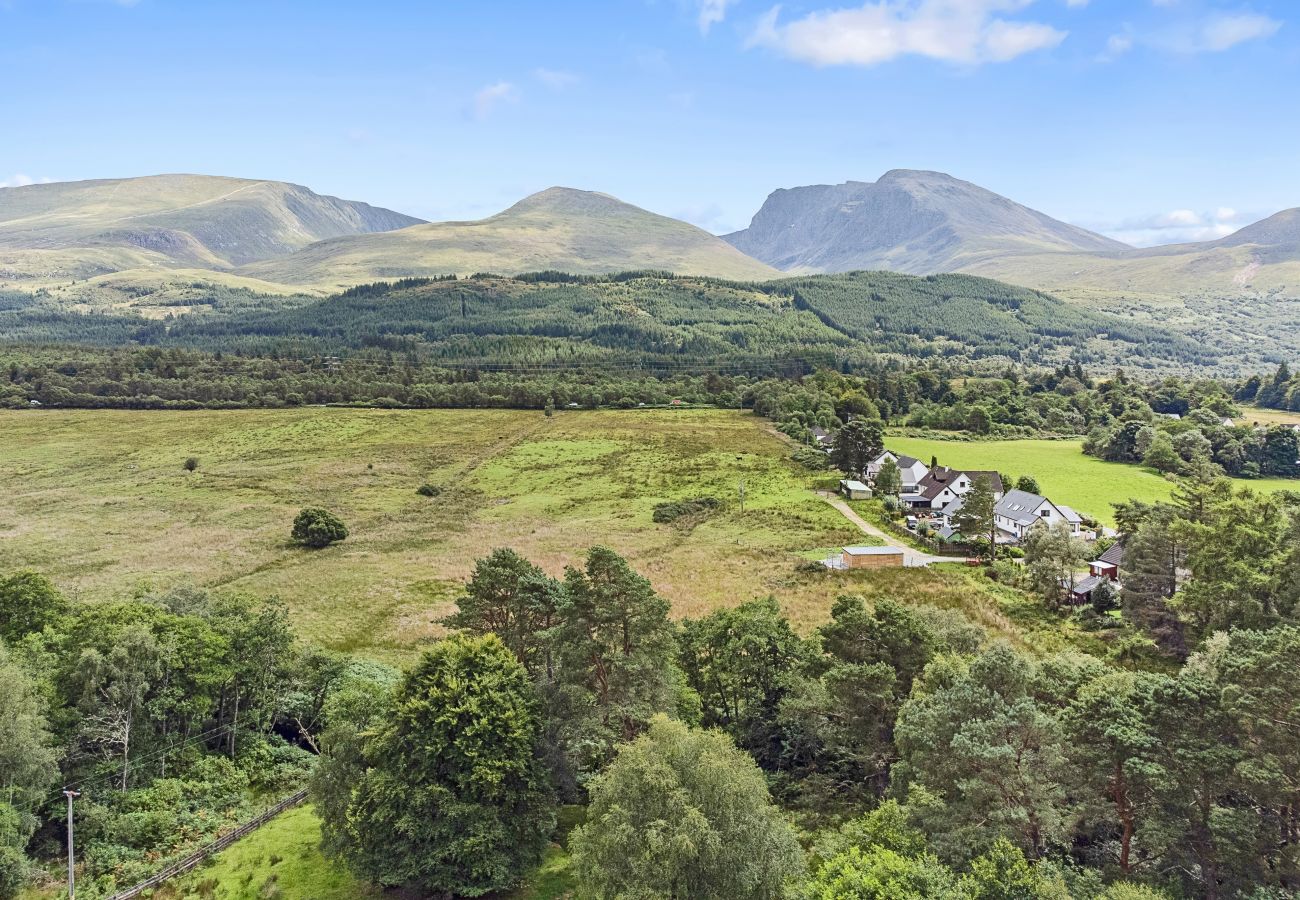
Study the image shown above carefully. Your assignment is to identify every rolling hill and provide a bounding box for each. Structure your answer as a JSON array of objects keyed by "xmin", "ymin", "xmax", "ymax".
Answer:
[
  {"xmin": 240, "ymin": 187, "xmax": 780, "ymax": 287},
  {"xmin": 0, "ymin": 174, "xmax": 423, "ymax": 283},
  {"xmin": 723, "ymin": 169, "xmax": 1128, "ymax": 274},
  {"xmin": 962, "ymin": 206, "xmax": 1300, "ymax": 297}
]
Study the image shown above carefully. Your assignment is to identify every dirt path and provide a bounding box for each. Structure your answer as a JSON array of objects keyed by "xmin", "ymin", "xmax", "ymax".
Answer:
[{"xmin": 819, "ymin": 492, "xmax": 968, "ymax": 567}]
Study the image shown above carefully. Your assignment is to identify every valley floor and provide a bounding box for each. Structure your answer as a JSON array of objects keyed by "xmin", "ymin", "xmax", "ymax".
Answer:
[{"xmin": 0, "ymin": 407, "xmax": 866, "ymax": 659}]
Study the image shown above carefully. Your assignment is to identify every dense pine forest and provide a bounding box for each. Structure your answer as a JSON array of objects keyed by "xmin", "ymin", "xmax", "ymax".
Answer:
[{"xmin": 1, "ymin": 271, "xmax": 1212, "ymax": 372}]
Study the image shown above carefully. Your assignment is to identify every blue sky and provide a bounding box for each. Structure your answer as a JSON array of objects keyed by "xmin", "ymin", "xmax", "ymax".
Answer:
[{"xmin": 1, "ymin": 0, "xmax": 1295, "ymax": 245}]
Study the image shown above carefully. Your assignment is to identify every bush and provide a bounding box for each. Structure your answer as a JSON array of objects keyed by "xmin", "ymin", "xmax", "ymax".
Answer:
[
  {"xmin": 416, "ymin": 484, "xmax": 441, "ymax": 497},
  {"xmin": 183, "ymin": 457, "xmax": 199, "ymax": 472},
  {"xmin": 291, "ymin": 508, "xmax": 349, "ymax": 548},
  {"xmin": 652, "ymin": 497, "xmax": 722, "ymax": 524}
]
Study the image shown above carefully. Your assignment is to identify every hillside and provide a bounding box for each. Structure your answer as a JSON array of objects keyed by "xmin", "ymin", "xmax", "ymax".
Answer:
[
  {"xmin": 724, "ymin": 169, "xmax": 1127, "ymax": 274},
  {"xmin": 0, "ymin": 174, "xmax": 423, "ymax": 282},
  {"xmin": 963, "ymin": 206, "xmax": 1300, "ymax": 297},
  {"xmin": 63, "ymin": 271, "xmax": 1203, "ymax": 372},
  {"xmin": 240, "ymin": 187, "xmax": 781, "ymax": 287}
]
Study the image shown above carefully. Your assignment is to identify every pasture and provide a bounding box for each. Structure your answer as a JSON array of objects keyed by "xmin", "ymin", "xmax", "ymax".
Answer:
[
  {"xmin": 0, "ymin": 407, "xmax": 863, "ymax": 658},
  {"xmin": 887, "ymin": 435, "xmax": 1298, "ymax": 525}
]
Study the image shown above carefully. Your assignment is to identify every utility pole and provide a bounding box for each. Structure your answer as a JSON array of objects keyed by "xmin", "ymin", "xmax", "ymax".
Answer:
[{"xmin": 63, "ymin": 789, "xmax": 79, "ymax": 899}]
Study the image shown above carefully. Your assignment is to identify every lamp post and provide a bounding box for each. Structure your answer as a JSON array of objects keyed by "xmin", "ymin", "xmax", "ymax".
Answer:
[{"xmin": 63, "ymin": 789, "xmax": 80, "ymax": 899}]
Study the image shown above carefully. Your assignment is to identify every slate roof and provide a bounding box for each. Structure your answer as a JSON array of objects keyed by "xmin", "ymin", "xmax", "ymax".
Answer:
[
  {"xmin": 1095, "ymin": 539, "xmax": 1126, "ymax": 568},
  {"xmin": 994, "ymin": 488, "xmax": 1050, "ymax": 525},
  {"xmin": 962, "ymin": 471, "xmax": 1004, "ymax": 493},
  {"xmin": 916, "ymin": 466, "xmax": 960, "ymax": 500},
  {"xmin": 1072, "ymin": 574, "xmax": 1104, "ymax": 596},
  {"xmin": 1056, "ymin": 504, "xmax": 1084, "ymax": 525},
  {"xmin": 874, "ymin": 450, "xmax": 922, "ymax": 468}
]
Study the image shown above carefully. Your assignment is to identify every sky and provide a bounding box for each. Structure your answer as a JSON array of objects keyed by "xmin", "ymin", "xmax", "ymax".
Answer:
[{"xmin": 0, "ymin": 0, "xmax": 1296, "ymax": 246}]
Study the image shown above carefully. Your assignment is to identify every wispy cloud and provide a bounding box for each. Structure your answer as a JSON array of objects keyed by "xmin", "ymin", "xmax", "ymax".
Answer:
[
  {"xmin": 1099, "ymin": 206, "xmax": 1251, "ymax": 246},
  {"xmin": 0, "ymin": 173, "xmax": 52, "ymax": 188},
  {"xmin": 748, "ymin": 0, "xmax": 1067, "ymax": 67},
  {"xmin": 1100, "ymin": 9, "xmax": 1282, "ymax": 60},
  {"xmin": 533, "ymin": 67, "xmax": 579, "ymax": 89},
  {"xmin": 697, "ymin": 0, "xmax": 738, "ymax": 33},
  {"xmin": 470, "ymin": 81, "xmax": 518, "ymax": 120},
  {"xmin": 1174, "ymin": 12, "xmax": 1281, "ymax": 52}
]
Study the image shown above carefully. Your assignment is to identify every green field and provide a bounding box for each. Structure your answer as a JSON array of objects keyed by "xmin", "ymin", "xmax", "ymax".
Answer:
[
  {"xmin": 888, "ymin": 435, "xmax": 1297, "ymax": 525},
  {"xmin": 0, "ymin": 407, "xmax": 865, "ymax": 658}
]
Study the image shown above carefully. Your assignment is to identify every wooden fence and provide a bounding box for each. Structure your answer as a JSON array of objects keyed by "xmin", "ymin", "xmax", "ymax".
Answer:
[{"xmin": 106, "ymin": 788, "xmax": 309, "ymax": 900}]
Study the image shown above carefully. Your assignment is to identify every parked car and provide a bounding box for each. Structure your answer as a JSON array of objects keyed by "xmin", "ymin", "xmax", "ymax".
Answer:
[{"xmin": 905, "ymin": 516, "xmax": 918, "ymax": 531}]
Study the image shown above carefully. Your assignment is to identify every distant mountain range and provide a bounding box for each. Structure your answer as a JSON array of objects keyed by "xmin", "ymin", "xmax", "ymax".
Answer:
[
  {"xmin": 2, "ymin": 170, "xmax": 1297, "ymax": 308},
  {"xmin": 0, "ymin": 175, "xmax": 422, "ymax": 281},
  {"xmin": 726, "ymin": 170, "xmax": 1300, "ymax": 297},
  {"xmin": 240, "ymin": 186, "xmax": 778, "ymax": 287},
  {"xmin": 724, "ymin": 169, "xmax": 1128, "ymax": 274}
]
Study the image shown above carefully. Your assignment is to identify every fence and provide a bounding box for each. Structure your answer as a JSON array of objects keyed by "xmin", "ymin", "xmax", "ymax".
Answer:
[{"xmin": 106, "ymin": 788, "xmax": 309, "ymax": 900}]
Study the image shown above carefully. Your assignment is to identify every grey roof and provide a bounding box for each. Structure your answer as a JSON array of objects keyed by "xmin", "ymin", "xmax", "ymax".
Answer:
[
  {"xmin": 844, "ymin": 545, "xmax": 904, "ymax": 556},
  {"xmin": 962, "ymin": 471, "xmax": 1004, "ymax": 493},
  {"xmin": 876, "ymin": 450, "xmax": 922, "ymax": 468},
  {"xmin": 811, "ymin": 426, "xmax": 834, "ymax": 443},
  {"xmin": 995, "ymin": 488, "xmax": 1050, "ymax": 525},
  {"xmin": 1056, "ymin": 504, "xmax": 1084, "ymax": 524},
  {"xmin": 936, "ymin": 525, "xmax": 961, "ymax": 541},
  {"xmin": 940, "ymin": 496, "xmax": 966, "ymax": 517},
  {"xmin": 1096, "ymin": 539, "xmax": 1126, "ymax": 567},
  {"xmin": 841, "ymin": 480, "xmax": 870, "ymax": 492},
  {"xmin": 1072, "ymin": 574, "xmax": 1104, "ymax": 595}
]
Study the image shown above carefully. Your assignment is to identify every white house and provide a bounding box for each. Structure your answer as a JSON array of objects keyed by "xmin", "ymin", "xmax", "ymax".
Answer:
[
  {"xmin": 904, "ymin": 468, "xmax": 1004, "ymax": 512},
  {"xmin": 867, "ymin": 451, "xmax": 929, "ymax": 491},
  {"xmin": 994, "ymin": 489, "xmax": 1088, "ymax": 542}
]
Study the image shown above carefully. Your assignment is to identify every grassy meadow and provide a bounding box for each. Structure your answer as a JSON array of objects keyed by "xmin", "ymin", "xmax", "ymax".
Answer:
[
  {"xmin": 887, "ymin": 435, "xmax": 1298, "ymax": 525},
  {"xmin": 0, "ymin": 407, "xmax": 866, "ymax": 659}
]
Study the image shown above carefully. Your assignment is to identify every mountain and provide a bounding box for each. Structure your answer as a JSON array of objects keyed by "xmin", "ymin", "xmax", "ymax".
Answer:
[
  {"xmin": 240, "ymin": 187, "xmax": 780, "ymax": 287},
  {"xmin": 960, "ymin": 206, "xmax": 1300, "ymax": 297},
  {"xmin": 724, "ymin": 169, "xmax": 1128, "ymax": 275},
  {"xmin": 0, "ymin": 174, "xmax": 423, "ymax": 282}
]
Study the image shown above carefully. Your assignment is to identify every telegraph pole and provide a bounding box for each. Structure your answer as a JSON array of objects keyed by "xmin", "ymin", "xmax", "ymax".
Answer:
[{"xmin": 63, "ymin": 789, "xmax": 79, "ymax": 899}]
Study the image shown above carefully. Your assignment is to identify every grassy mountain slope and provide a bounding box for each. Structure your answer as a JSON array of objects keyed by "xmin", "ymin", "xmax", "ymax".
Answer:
[
  {"xmin": 0, "ymin": 174, "xmax": 423, "ymax": 282},
  {"xmin": 724, "ymin": 169, "xmax": 1127, "ymax": 274},
  {"xmin": 240, "ymin": 187, "xmax": 780, "ymax": 287}
]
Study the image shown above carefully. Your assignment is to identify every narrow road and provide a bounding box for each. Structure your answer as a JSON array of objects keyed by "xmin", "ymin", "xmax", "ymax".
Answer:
[{"xmin": 819, "ymin": 492, "xmax": 968, "ymax": 568}]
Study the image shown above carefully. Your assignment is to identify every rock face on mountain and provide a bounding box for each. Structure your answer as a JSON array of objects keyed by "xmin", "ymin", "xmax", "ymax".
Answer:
[
  {"xmin": 724, "ymin": 169, "xmax": 1128, "ymax": 274},
  {"xmin": 0, "ymin": 175, "xmax": 423, "ymax": 275},
  {"xmin": 241, "ymin": 186, "xmax": 780, "ymax": 287}
]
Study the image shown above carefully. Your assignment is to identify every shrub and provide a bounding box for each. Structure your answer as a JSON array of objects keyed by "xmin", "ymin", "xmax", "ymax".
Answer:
[
  {"xmin": 652, "ymin": 497, "xmax": 722, "ymax": 524},
  {"xmin": 291, "ymin": 508, "xmax": 349, "ymax": 548},
  {"xmin": 183, "ymin": 457, "xmax": 199, "ymax": 472},
  {"xmin": 416, "ymin": 484, "xmax": 441, "ymax": 497}
]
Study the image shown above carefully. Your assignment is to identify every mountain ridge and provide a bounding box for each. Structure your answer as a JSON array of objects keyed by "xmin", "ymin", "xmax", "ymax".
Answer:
[
  {"xmin": 239, "ymin": 186, "xmax": 780, "ymax": 287},
  {"xmin": 724, "ymin": 169, "xmax": 1129, "ymax": 275}
]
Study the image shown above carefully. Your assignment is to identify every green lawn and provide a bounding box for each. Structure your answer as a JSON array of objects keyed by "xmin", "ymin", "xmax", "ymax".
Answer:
[
  {"xmin": 0, "ymin": 408, "xmax": 861, "ymax": 658},
  {"xmin": 887, "ymin": 435, "xmax": 1297, "ymax": 526},
  {"xmin": 152, "ymin": 804, "xmax": 380, "ymax": 900}
]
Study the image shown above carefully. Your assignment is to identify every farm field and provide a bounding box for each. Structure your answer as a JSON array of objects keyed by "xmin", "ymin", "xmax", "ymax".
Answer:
[
  {"xmin": 0, "ymin": 407, "xmax": 865, "ymax": 659},
  {"xmin": 887, "ymin": 435, "xmax": 1298, "ymax": 525}
]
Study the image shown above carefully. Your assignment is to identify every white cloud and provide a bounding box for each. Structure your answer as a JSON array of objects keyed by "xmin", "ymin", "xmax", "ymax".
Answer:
[
  {"xmin": 0, "ymin": 173, "xmax": 52, "ymax": 188},
  {"xmin": 471, "ymin": 81, "xmax": 518, "ymax": 120},
  {"xmin": 1101, "ymin": 32, "xmax": 1133, "ymax": 59},
  {"xmin": 534, "ymin": 67, "xmax": 579, "ymax": 89},
  {"xmin": 1196, "ymin": 13, "xmax": 1281, "ymax": 51},
  {"xmin": 748, "ymin": 0, "xmax": 1067, "ymax": 67},
  {"xmin": 697, "ymin": 0, "xmax": 737, "ymax": 33},
  {"xmin": 1101, "ymin": 206, "xmax": 1249, "ymax": 246}
]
